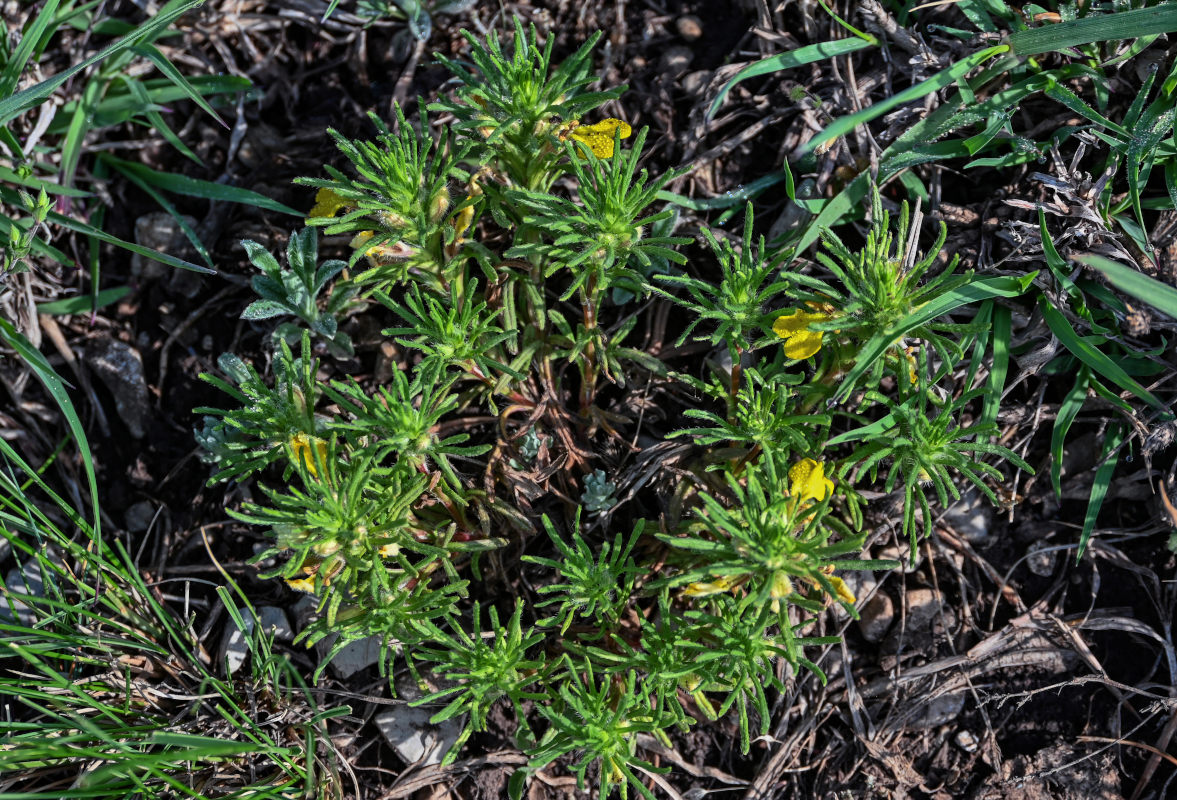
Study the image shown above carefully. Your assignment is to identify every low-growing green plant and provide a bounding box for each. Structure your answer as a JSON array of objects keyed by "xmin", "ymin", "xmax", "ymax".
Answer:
[
  {"xmin": 242, "ymin": 228, "xmax": 357, "ymax": 356},
  {"xmin": 196, "ymin": 19, "xmax": 1041, "ymax": 798}
]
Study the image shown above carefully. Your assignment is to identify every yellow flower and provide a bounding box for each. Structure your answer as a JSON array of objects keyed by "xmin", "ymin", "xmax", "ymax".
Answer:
[
  {"xmin": 569, "ymin": 118, "xmax": 632, "ymax": 158},
  {"xmin": 290, "ymin": 433, "xmax": 327, "ymax": 476},
  {"xmin": 309, "ymin": 187, "xmax": 349, "ymax": 218},
  {"xmin": 683, "ymin": 574, "xmax": 739, "ymax": 598},
  {"xmin": 452, "ymin": 203, "xmax": 475, "ymax": 240},
  {"xmin": 788, "ymin": 458, "xmax": 833, "ymax": 505},
  {"xmin": 903, "ymin": 345, "xmax": 919, "ymax": 385},
  {"xmin": 828, "ymin": 575, "xmax": 857, "ymax": 605},
  {"xmin": 773, "ymin": 309, "xmax": 831, "ymax": 359},
  {"xmin": 285, "ymin": 577, "xmax": 316, "ymax": 594}
]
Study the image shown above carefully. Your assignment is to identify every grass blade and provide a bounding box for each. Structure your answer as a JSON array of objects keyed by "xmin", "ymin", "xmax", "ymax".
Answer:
[
  {"xmin": 980, "ymin": 302, "xmax": 1011, "ymax": 434},
  {"xmin": 801, "ymin": 45, "xmax": 1008, "ymax": 155},
  {"xmin": 100, "ymin": 154, "xmax": 303, "ymax": 216},
  {"xmin": 1037, "ymin": 295, "xmax": 1164, "ymax": 410},
  {"xmin": 1009, "ymin": 5, "xmax": 1177, "ymax": 56},
  {"xmin": 708, "ymin": 38, "xmax": 874, "ymax": 119},
  {"xmin": 0, "ymin": 0, "xmax": 203, "ymax": 126},
  {"xmin": 1078, "ymin": 253, "xmax": 1177, "ymax": 322},
  {"xmin": 133, "ymin": 42, "xmax": 230, "ymax": 128},
  {"xmin": 0, "ymin": 319, "xmax": 99, "ymax": 536},
  {"xmin": 47, "ymin": 205, "xmax": 213, "ymax": 274},
  {"xmin": 833, "ymin": 273, "xmax": 1037, "ymax": 403},
  {"xmin": 1051, "ymin": 368, "xmax": 1089, "ymax": 497},
  {"xmin": 37, "ymin": 286, "xmax": 131, "ymax": 316},
  {"xmin": 0, "ymin": 0, "xmax": 63, "ymax": 97},
  {"xmin": 1078, "ymin": 422, "xmax": 1125, "ymax": 561}
]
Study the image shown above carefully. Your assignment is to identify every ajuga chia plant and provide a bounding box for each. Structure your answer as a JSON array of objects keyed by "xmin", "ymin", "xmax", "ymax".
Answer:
[
  {"xmin": 196, "ymin": 19, "xmax": 1034, "ymax": 798},
  {"xmin": 840, "ymin": 350, "xmax": 1033, "ymax": 557}
]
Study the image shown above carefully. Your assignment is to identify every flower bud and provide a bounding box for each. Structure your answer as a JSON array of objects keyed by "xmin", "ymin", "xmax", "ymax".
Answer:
[
  {"xmin": 374, "ymin": 209, "xmax": 409, "ymax": 230},
  {"xmin": 313, "ymin": 539, "xmax": 341, "ymax": 558},
  {"xmin": 428, "ymin": 186, "xmax": 451, "ymax": 223}
]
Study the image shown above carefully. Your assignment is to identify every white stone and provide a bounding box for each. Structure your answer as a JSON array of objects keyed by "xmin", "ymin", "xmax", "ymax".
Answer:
[
  {"xmin": 1, "ymin": 563, "xmax": 43, "ymax": 626},
  {"xmin": 943, "ymin": 489, "xmax": 992, "ymax": 544},
  {"xmin": 316, "ymin": 634, "xmax": 387, "ymax": 678},
  {"xmin": 220, "ymin": 606, "xmax": 294, "ymax": 674},
  {"xmin": 375, "ymin": 705, "xmax": 464, "ymax": 766}
]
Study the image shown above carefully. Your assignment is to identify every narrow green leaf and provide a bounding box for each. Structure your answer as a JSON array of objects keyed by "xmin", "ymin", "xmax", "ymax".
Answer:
[
  {"xmin": 133, "ymin": 42, "xmax": 229, "ymax": 128},
  {"xmin": 825, "ymin": 413, "xmax": 896, "ymax": 447},
  {"xmin": 99, "ymin": 155, "xmax": 302, "ymax": 216},
  {"xmin": 104, "ymin": 155, "xmax": 212, "ymax": 267},
  {"xmin": 1039, "ymin": 210, "xmax": 1080, "ymax": 302},
  {"xmin": 1038, "ymin": 295, "xmax": 1163, "ymax": 409},
  {"xmin": 709, "ymin": 38, "xmax": 874, "ymax": 119},
  {"xmin": 980, "ymin": 303, "xmax": 1011, "ymax": 434},
  {"xmin": 0, "ymin": 0, "xmax": 62, "ymax": 97},
  {"xmin": 833, "ymin": 273, "xmax": 1037, "ymax": 403},
  {"xmin": 49, "ymin": 75, "xmax": 251, "ymax": 132},
  {"xmin": 792, "ymin": 170, "xmax": 870, "ymax": 256},
  {"xmin": 0, "ymin": 166, "xmax": 91, "ymax": 197},
  {"xmin": 801, "ymin": 45, "xmax": 1008, "ymax": 155},
  {"xmin": 47, "ymin": 207, "xmax": 212, "ymax": 274},
  {"xmin": 122, "ymin": 75, "xmax": 202, "ymax": 165},
  {"xmin": 1051, "ymin": 368, "xmax": 1089, "ymax": 497},
  {"xmin": 0, "ymin": 318, "xmax": 99, "ymax": 536},
  {"xmin": 1009, "ymin": 6, "xmax": 1177, "ymax": 56},
  {"xmin": 658, "ymin": 171, "xmax": 788, "ymax": 211},
  {"xmin": 0, "ymin": 0, "xmax": 204, "ymax": 126},
  {"xmin": 37, "ymin": 287, "xmax": 131, "ymax": 316},
  {"xmin": 1077, "ymin": 422, "xmax": 1125, "ymax": 561},
  {"xmin": 1078, "ymin": 253, "xmax": 1177, "ymax": 322}
]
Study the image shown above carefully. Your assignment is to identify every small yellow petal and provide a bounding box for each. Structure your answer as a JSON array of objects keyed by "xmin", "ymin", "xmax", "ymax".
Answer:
[
  {"xmin": 904, "ymin": 348, "xmax": 919, "ymax": 384},
  {"xmin": 452, "ymin": 200, "xmax": 475, "ymax": 240},
  {"xmin": 782, "ymin": 329, "xmax": 823, "ymax": 360},
  {"xmin": 829, "ymin": 575, "xmax": 856, "ymax": 604},
  {"xmin": 773, "ymin": 310, "xmax": 815, "ymax": 337},
  {"xmin": 309, "ymin": 188, "xmax": 349, "ymax": 219},
  {"xmin": 285, "ymin": 577, "xmax": 317, "ymax": 594},
  {"xmin": 684, "ymin": 575, "xmax": 737, "ymax": 597},
  {"xmin": 290, "ymin": 433, "xmax": 327, "ymax": 476},
  {"xmin": 773, "ymin": 310, "xmax": 830, "ymax": 359},
  {"xmin": 789, "ymin": 458, "xmax": 833, "ymax": 504}
]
